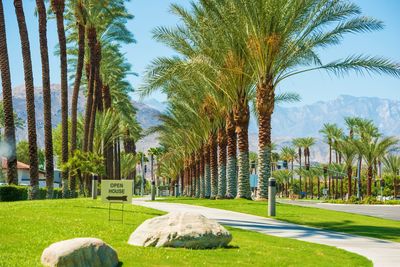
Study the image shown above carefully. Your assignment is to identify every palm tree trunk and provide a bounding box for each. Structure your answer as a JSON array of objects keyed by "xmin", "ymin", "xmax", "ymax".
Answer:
[
  {"xmin": 36, "ymin": 0, "xmax": 54, "ymax": 199},
  {"xmin": 226, "ymin": 111, "xmax": 237, "ymax": 198},
  {"xmin": 217, "ymin": 127, "xmax": 227, "ymax": 199},
  {"xmin": 69, "ymin": 5, "xmax": 85, "ymax": 197},
  {"xmin": 340, "ymin": 177, "xmax": 344, "ymax": 199},
  {"xmin": 88, "ymin": 43, "xmax": 102, "ymax": 152},
  {"xmin": 0, "ymin": 0, "xmax": 18, "ymax": 185},
  {"xmin": 83, "ymin": 27, "xmax": 97, "ymax": 152},
  {"xmin": 183, "ymin": 159, "xmax": 188, "ymax": 195},
  {"xmin": 51, "ymin": 0, "xmax": 68, "ymax": 197},
  {"xmin": 70, "ymin": 4, "xmax": 84, "ymax": 153},
  {"xmin": 204, "ymin": 142, "xmax": 211, "ymax": 198},
  {"xmin": 367, "ymin": 165, "xmax": 373, "ymax": 196},
  {"xmin": 298, "ymin": 147, "xmax": 302, "ymax": 195},
  {"xmin": 191, "ymin": 154, "xmax": 196, "ymax": 197},
  {"xmin": 200, "ymin": 146, "xmax": 205, "ymax": 198},
  {"xmin": 209, "ymin": 132, "xmax": 218, "ymax": 199},
  {"xmin": 195, "ymin": 153, "xmax": 200, "ymax": 198},
  {"xmin": 290, "ymin": 160, "xmax": 294, "ymax": 190},
  {"xmin": 256, "ymin": 81, "xmax": 274, "ymax": 200},
  {"xmin": 235, "ymin": 102, "xmax": 251, "ymax": 199},
  {"xmin": 14, "ymin": 0, "xmax": 39, "ymax": 199},
  {"xmin": 347, "ymin": 166, "xmax": 352, "ymax": 197}
]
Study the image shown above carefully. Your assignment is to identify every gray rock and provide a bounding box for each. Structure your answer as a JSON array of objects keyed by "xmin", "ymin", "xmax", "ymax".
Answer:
[
  {"xmin": 128, "ymin": 212, "xmax": 232, "ymax": 249},
  {"xmin": 41, "ymin": 238, "xmax": 118, "ymax": 267}
]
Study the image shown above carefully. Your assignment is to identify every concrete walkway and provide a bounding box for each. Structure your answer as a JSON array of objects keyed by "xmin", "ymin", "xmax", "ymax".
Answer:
[
  {"xmin": 278, "ymin": 199, "xmax": 400, "ymax": 221},
  {"xmin": 133, "ymin": 198, "xmax": 400, "ymax": 267}
]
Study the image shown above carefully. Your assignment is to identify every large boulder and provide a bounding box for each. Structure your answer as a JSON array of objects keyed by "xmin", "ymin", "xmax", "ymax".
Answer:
[
  {"xmin": 41, "ymin": 238, "xmax": 119, "ymax": 267},
  {"xmin": 128, "ymin": 212, "xmax": 232, "ymax": 249}
]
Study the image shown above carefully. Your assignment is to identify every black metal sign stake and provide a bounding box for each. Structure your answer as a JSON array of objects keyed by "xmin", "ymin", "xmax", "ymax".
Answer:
[{"xmin": 108, "ymin": 202, "xmax": 124, "ymax": 223}]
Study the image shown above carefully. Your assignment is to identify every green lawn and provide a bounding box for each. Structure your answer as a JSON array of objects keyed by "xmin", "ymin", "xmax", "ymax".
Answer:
[
  {"xmin": 159, "ymin": 197, "xmax": 400, "ymax": 242},
  {"xmin": 0, "ymin": 199, "xmax": 371, "ymax": 267}
]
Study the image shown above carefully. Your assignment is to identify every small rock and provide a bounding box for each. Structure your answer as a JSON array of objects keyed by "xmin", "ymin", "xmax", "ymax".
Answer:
[
  {"xmin": 41, "ymin": 237, "xmax": 118, "ymax": 267},
  {"xmin": 128, "ymin": 212, "xmax": 232, "ymax": 249}
]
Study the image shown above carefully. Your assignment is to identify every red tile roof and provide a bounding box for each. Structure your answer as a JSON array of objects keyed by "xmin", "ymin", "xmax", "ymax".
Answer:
[
  {"xmin": 1, "ymin": 157, "xmax": 45, "ymax": 174},
  {"xmin": 1, "ymin": 157, "xmax": 30, "ymax": 170}
]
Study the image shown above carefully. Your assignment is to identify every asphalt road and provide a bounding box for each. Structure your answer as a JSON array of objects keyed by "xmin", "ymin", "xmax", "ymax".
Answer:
[{"xmin": 278, "ymin": 199, "xmax": 400, "ymax": 221}]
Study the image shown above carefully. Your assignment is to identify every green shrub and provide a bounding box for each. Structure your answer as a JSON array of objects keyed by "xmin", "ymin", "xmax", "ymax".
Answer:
[
  {"xmin": 361, "ymin": 196, "xmax": 383, "ymax": 205},
  {"xmin": 348, "ymin": 195, "xmax": 359, "ymax": 203},
  {"xmin": 0, "ymin": 185, "xmax": 65, "ymax": 201},
  {"xmin": 0, "ymin": 185, "xmax": 28, "ymax": 201}
]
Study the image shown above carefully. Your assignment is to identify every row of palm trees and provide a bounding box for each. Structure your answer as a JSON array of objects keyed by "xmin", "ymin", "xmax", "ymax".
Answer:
[
  {"xmin": 142, "ymin": 0, "xmax": 400, "ymax": 199},
  {"xmin": 275, "ymin": 117, "xmax": 399, "ymax": 199},
  {"xmin": 0, "ymin": 0, "xmax": 140, "ymax": 198}
]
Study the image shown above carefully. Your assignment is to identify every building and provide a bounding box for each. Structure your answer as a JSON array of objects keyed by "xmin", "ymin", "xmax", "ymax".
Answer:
[{"xmin": 0, "ymin": 157, "xmax": 61, "ymax": 187}]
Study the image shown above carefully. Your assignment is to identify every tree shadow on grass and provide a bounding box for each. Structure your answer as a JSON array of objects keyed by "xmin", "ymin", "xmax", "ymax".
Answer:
[{"xmin": 74, "ymin": 205, "xmax": 164, "ymax": 217}]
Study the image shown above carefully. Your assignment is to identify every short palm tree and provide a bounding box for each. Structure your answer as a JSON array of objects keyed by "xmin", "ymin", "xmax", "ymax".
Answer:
[
  {"xmin": 336, "ymin": 138, "xmax": 357, "ymax": 198},
  {"xmin": 354, "ymin": 137, "xmax": 398, "ymax": 196},
  {"xmin": 280, "ymin": 146, "xmax": 297, "ymax": 188},
  {"xmin": 383, "ymin": 155, "xmax": 400, "ymax": 198}
]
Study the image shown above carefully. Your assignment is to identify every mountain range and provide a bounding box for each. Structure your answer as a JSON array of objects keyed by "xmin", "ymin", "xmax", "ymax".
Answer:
[{"xmin": 2, "ymin": 85, "xmax": 399, "ymax": 162}]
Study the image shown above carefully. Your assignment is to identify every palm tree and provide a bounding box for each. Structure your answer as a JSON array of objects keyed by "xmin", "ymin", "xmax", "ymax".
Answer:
[
  {"xmin": 292, "ymin": 138, "xmax": 304, "ymax": 193},
  {"xmin": 383, "ymin": 155, "xmax": 400, "ymax": 198},
  {"xmin": 336, "ymin": 138, "xmax": 357, "ymax": 198},
  {"xmin": 302, "ymin": 137, "xmax": 315, "ymax": 170},
  {"xmin": 320, "ymin": 123, "xmax": 337, "ymax": 165},
  {"xmin": 218, "ymin": 0, "xmax": 400, "ymax": 198},
  {"xmin": 36, "ymin": 0, "xmax": 54, "ymax": 198},
  {"xmin": 354, "ymin": 137, "xmax": 398, "ymax": 196},
  {"xmin": 320, "ymin": 123, "xmax": 342, "ymax": 197},
  {"xmin": 0, "ymin": 0, "xmax": 18, "ymax": 184},
  {"xmin": 51, "ymin": 0, "xmax": 69, "ymax": 197},
  {"xmin": 280, "ymin": 146, "xmax": 297, "ymax": 189},
  {"xmin": 70, "ymin": 0, "xmax": 85, "ymax": 156},
  {"xmin": 14, "ymin": 0, "xmax": 39, "ymax": 199}
]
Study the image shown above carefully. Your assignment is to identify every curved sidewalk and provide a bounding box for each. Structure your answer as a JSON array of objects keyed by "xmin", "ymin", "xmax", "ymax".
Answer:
[{"xmin": 133, "ymin": 198, "xmax": 400, "ymax": 267}]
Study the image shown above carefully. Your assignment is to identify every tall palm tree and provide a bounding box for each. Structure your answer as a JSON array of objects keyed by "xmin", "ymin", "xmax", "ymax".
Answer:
[
  {"xmin": 14, "ymin": 0, "xmax": 39, "ymax": 199},
  {"xmin": 223, "ymin": 0, "xmax": 400, "ymax": 198},
  {"xmin": 383, "ymin": 155, "xmax": 400, "ymax": 198},
  {"xmin": 36, "ymin": 0, "xmax": 54, "ymax": 199},
  {"xmin": 0, "ymin": 0, "xmax": 18, "ymax": 184},
  {"xmin": 354, "ymin": 137, "xmax": 398, "ymax": 196},
  {"xmin": 51, "ymin": 0, "xmax": 69, "ymax": 197},
  {"xmin": 70, "ymin": 0, "xmax": 85, "ymax": 159},
  {"xmin": 336, "ymin": 137, "xmax": 357, "ymax": 198}
]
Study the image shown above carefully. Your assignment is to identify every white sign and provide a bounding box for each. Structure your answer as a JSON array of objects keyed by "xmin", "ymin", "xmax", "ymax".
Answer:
[{"xmin": 101, "ymin": 180, "xmax": 133, "ymax": 203}]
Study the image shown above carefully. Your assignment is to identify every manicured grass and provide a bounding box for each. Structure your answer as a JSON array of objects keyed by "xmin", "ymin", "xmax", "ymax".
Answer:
[
  {"xmin": 0, "ymin": 199, "xmax": 371, "ymax": 266},
  {"xmin": 159, "ymin": 197, "xmax": 400, "ymax": 242}
]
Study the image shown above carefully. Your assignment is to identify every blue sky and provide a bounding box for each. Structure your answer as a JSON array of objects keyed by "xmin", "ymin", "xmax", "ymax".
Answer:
[{"xmin": 2, "ymin": 0, "xmax": 400, "ymax": 106}]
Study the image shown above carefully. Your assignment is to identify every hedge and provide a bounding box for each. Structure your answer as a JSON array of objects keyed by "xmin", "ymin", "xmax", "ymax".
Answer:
[{"xmin": 0, "ymin": 185, "xmax": 63, "ymax": 202}]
